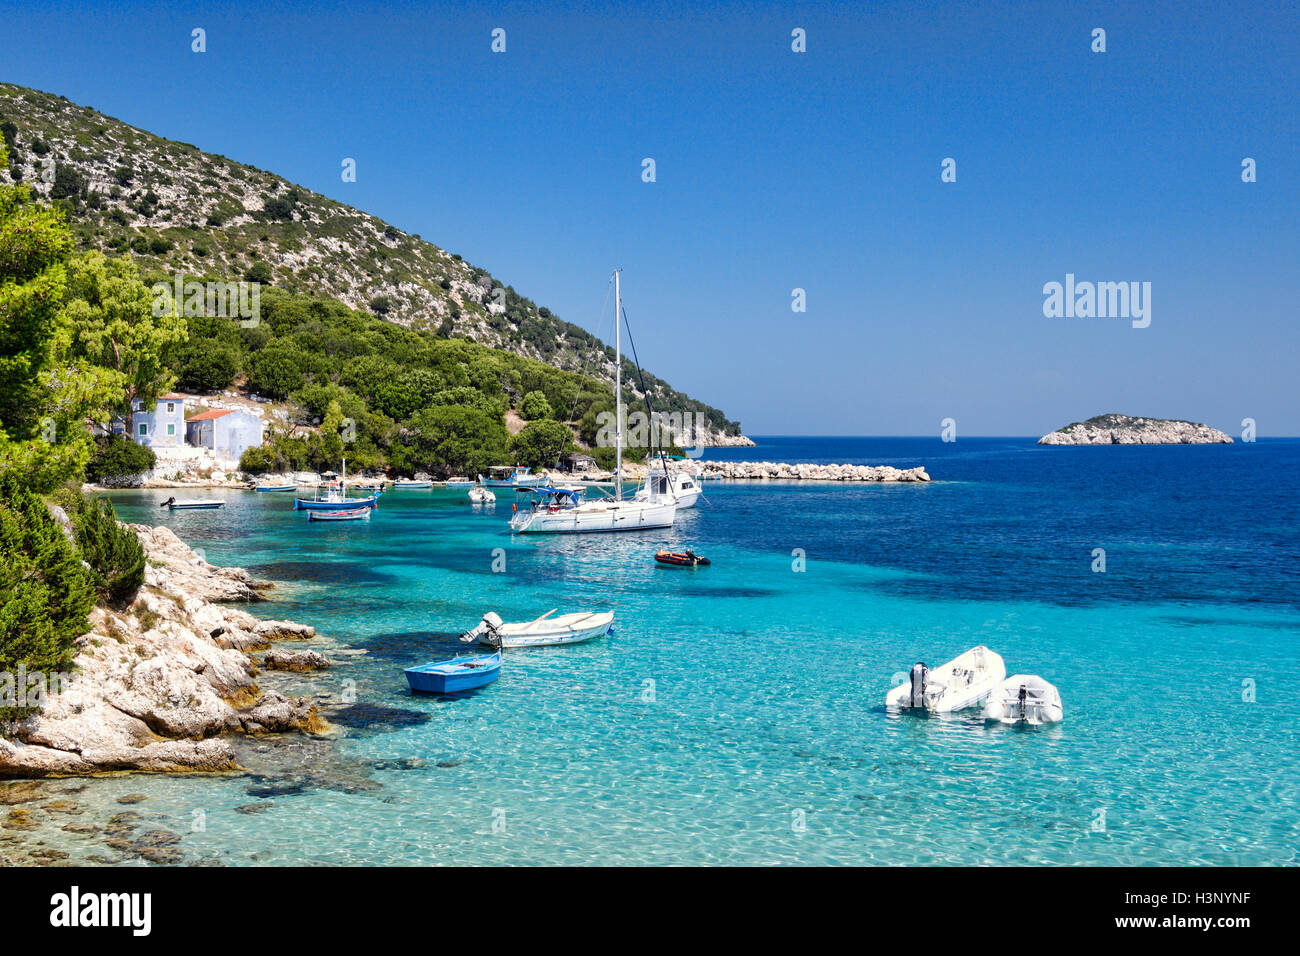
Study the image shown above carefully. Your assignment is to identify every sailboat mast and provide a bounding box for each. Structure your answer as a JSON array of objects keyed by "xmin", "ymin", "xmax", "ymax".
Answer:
[{"xmin": 614, "ymin": 269, "xmax": 622, "ymax": 501}]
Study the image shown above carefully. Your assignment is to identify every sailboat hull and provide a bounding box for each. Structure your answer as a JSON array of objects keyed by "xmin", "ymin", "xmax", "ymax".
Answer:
[{"xmin": 511, "ymin": 499, "xmax": 676, "ymax": 533}]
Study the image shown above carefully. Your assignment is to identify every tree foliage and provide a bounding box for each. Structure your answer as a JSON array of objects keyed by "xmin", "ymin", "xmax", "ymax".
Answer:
[
  {"xmin": 55, "ymin": 490, "xmax": 145, "ymax": 608},
  {"xmin": 0, "ymin": 475, "xmax": 97, "ymax": 701},
  {"xmin": 84, "ymin": 432, "xmax": 155, "ymax": 483}
]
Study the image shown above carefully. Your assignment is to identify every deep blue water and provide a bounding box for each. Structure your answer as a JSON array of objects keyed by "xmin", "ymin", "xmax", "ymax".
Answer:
[{"xmin": 30, "ymin": 437, "xmax": 1299, "ymax": 865}]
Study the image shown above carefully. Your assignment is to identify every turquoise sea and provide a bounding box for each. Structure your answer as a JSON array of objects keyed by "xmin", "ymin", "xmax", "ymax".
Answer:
[{"xmin": 20, "ymin": 438, "xmax": 1300, "ymax": 865}]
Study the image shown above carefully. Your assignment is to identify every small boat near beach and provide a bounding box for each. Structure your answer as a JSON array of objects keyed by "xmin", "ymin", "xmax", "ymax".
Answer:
[
  {"xmin": 392, "ymin": 479, "xmax": 432, "ymax": 489},
  {"xmin": 459, "ymin": 610, "xmax": 614, "ymax": 649},
  {"xmin": 885, "ymin": 645, "xmax": 1006, "ymax": 714},
  {"xmin": 654, "ymin": 549, "xmax": 710, "ymax": 567},
  {"xmin": 444, "ymin": 477, "xmax": 474, "ymax": 489},
  {"xmin": 405, "ymin": 652, "xmax": 502, "ymax": 694},
  {"xmin": 294, "ymin": 458, "xmax": 378, "ymax": 511},
  {"xmin": 983, "ymin": 674, "xmax": 1063, "ymax": 726},
  {"xmin": 307, "ymin": 507, "xmax": 371, "ymax": 522},
  {"xmin": 478, "ymin": 465, "xmax": 544, "ymax": 489},
  {"xmin": 160, "ymin": 497, "xmax": 224, "ymax": 510},
  {"xmin": 254, "ymin": 483, "xmax": 297, "ymax": 492},
  {"xmin": 468, "ymin": 485, "xmax": 496, "ymax": 503}
]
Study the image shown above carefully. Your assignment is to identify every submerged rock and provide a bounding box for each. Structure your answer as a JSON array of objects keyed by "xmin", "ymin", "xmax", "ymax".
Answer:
[{"xmin": 261, "ymin": 649, "xmax": 330, "ymax": 672}]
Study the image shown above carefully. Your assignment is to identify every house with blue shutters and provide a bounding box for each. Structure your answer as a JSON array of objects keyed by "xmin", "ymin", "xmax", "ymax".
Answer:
[
  {"xmin": 185, "ymin": 408, "xmax": 265, "ymax": 459},
  {"xmin": 129, "ymin": 394, "xmax": 187, "ymax": 448}
]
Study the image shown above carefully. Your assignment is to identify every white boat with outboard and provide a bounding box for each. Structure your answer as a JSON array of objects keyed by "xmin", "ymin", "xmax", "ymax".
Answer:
[
  {"xmin": 444, "ymin": 477, "xmax": 474, "ymax": 489},
  {"xmin": 509, "ymin": 271, "xmax": 676, "ymax": 534},
  {"xmin": 458, "ymin": 609, "xmax": 614, "ymax": 649},
  {"xmin": 885, "ymin": 645, "xmax": 1006, "ymax": 713},
  {"xmin": 160, "ymin": 497, "xmax": 224, "ymax": 510},
  {"xmin": 392, "ymin": 478, "xmax": 432, "ymax": 489},
  {"xmin": 468, "ymin": 485, "xmax": 496, "ymax": 503},
  {"xmin": 983, "ymin": 674, "xmax": 1063, "ymax": 726}
]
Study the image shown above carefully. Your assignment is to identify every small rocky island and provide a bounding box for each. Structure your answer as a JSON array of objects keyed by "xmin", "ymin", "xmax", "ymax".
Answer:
[{"xmin": 1038, "ymin": 414, "xmax": 1233, "ymax": 445}]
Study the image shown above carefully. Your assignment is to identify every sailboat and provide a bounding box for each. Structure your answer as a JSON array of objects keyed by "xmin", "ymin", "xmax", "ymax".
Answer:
[
  {"xmin": 294, "ymin": 458, "xmax": 379, "ymax": 511},
  {"xmin": 509, "ymin": 271, "xmax": 676, "ymax": 534}
]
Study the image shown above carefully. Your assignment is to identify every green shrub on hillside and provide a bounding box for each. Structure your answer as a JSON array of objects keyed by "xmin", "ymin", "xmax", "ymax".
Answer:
[
  {"xmin": 510, "ymin": 419, "xmax": 573, "ymax": 470},
  {"xmin": 56, "ymin": 491, "xmax": 145, "ymax": 608},
  {"xmin": 0, "ymin": 478, "xmax": 97, "ymax": 713},
  {"xmin": 176, "ymin": 341, "xmax": 238, "ymax": 392},
  {"xmin": 519, "ymin": 390, "xmax": 553, "ymax": 421},
  {"xmin": 84, "ymin": 433, "xmax": 155, "ymax": 483}
]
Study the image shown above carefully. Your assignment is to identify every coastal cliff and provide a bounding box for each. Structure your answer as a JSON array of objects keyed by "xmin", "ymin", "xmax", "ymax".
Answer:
[
  {"xmin": 1038, "ymin": 414, "xmax": 1233, "ymax": 445},
  {"xmin": 0, "ymin": 526, "xmax": 328, "ymax": 778}
]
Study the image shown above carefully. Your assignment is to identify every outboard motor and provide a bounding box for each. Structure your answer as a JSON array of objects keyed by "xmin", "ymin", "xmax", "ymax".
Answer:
[
  {"xmin": 1017, "ymin": 683, "xmax": 1028, "ymax": 722},
  {"xmin": 459, "ymin": 611, "xmax": 504, "ymax": 645},
  {"xmin": 908, "ymin": 662, "xmax": 929, "ymax": 709}
]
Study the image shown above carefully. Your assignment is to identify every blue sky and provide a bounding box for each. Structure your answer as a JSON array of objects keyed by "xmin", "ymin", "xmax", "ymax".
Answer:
[{"xmin": 4, "ymin": 0, "xmax": 1297, "ymax": 435}]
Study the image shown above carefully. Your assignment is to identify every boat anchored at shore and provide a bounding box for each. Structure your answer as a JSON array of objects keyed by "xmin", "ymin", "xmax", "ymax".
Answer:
[{"xmin": 294, "ymin": 458, "xmax": 378, "ymax": 511}]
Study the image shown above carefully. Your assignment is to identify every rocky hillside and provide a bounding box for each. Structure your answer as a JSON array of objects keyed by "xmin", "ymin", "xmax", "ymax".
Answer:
[
  {"xmin": 0, "ymin": 82, "xmax": 747, "ymax": 443},
  {"xmin": 1039, "ymin": 414, "xmax": 1233, "ymax": 445}
]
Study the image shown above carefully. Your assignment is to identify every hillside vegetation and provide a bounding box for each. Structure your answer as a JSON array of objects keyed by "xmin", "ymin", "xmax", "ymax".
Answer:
[{"xmin": 0, "ymin": 82, "xmax": 743, "ymax": 441}]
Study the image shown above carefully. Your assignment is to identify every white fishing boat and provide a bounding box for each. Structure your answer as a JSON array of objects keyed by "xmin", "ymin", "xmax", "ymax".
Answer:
[
  {"xmin": 392, "ymin": 478, "xmax": 432, "ymax": 489},
  {"xmin": 458, "ymin": 610, "xmax": 614, "ymax": 649},
  {"xmin": 444, "ymin": 477, "xmax": 474, "ymax": 489},
  {"xmin": 468, "ymin": 485, "xmax": 496, "ymax": 503},
  {"xmin": 983, "ymin": 674, "xmax": 1063, "ymax": 726},
  {"xmin": 634, "ymin": 465, "xmax": 701, "ymax": 509},
  {"xmin": 885, "ymin": 645, "xmax": 1006, "ymax": 713},
  {"xmin": 510, "ymin": 270, "xmax": 676, "ymax": 534},
  {"xmin": 478, "ymin": 465, "xmax": 543, "ymax": 488},
  {"xmin": 160, "ymin": 497, "xmax": 224, "ymax": 510}
]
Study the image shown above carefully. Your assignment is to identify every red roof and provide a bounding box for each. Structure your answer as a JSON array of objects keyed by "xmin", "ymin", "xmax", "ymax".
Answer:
[{"xmin": 187, "ymin": 409, "xmax": 235, "ymax": 422}]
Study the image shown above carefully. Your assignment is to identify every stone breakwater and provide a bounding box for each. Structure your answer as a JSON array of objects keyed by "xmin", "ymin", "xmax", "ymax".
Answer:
[
  {"xmin": 699, "ymin": 461, "xmax": 931, "ymax": 481},
  {"xmin": 1038, "ymin": 414, "xmax": 1233, "ymax": 445},
  {"xmin": 0, "ymin": 525, "xmax": 329, "ymax": 778}
]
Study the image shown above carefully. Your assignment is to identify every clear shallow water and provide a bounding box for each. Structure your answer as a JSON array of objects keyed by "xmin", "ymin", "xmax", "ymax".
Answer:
[{"xmin": 12, "ymin": 438, "xmax": 1298, "ymax": 865}]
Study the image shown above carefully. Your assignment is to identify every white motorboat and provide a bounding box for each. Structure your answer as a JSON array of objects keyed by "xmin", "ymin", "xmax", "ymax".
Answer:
[
  {"xmin": 635, "ymin": 465, "xmax": 701, "ymax": 509},
  {"xmin": 510, "ymin": 270, "xmax": 676, "ymax": 534},
  {"xmin": 161, "ymin": 497, "xmax": 224, "ymax": 510},
  {"xmin": 478, "ymin": 466, "xmax": 543, "ymax": 488},
  {"xmin": 459, "ymin": 610, "xmax": 614, "ymax": 649},
  {"xmin": 468, "ymin": 485, "xmax": 496, "ymax": 503},
  {"xmin": 885, "ymin": 645, "xmax": 1006, "ymax": 713},
  {"xmin": 983, "ymin": 674, "xmax": 1063, "ymax": 725}
]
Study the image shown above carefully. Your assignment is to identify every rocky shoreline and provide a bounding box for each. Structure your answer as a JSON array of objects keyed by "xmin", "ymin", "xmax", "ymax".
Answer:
[
  {"xmin": 699, "ymin": 461, "xmax": 931, "ymax": 481},
  {"xmin": 0, "ymin": 525, "xmax": 330, "ymax": 778},
  {"xmin": 1039, "ymin": 414, "xmax": 1233, "ymax": 445}
]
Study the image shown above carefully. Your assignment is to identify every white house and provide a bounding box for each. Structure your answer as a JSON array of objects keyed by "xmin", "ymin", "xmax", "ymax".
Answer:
[
  {"xmin": 130, "ymin": 394, "xmax": 186, "ymax": 448},
  {"xmin": 185, "ymin": 408, "xmax": 264, "ymax": 459}
]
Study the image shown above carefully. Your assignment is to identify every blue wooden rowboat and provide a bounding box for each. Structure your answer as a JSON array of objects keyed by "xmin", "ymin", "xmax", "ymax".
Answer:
[
  {"xmin": 255, "ymin": 483, "xmax": 297, "ymax": 492},
  {"xmin": 307, "ymin": 507, "xmax": 371, "ymax": 522},
  {"xmin": 404, "ymin": 652, "xmax": 502, "ymax": 694}
]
